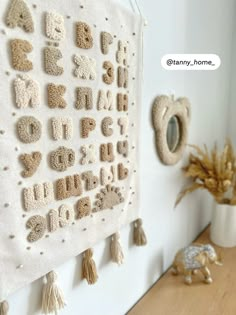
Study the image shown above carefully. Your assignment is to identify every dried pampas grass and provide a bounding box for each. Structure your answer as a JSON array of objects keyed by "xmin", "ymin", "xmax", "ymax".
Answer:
[{"xmin": 175, "ymin": 140, "xmax": 236, "ymax": 206}]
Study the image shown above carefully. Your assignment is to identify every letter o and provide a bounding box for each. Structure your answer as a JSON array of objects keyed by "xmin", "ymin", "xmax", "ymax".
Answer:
[{"xmin": 17, "ymin": 116, "xmax": 42, "ymax": 143}]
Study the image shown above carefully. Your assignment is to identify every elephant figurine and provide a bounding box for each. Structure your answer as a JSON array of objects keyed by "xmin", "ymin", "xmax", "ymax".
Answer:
[{"xmin": 172, "ymin": 243, "xmax": 222, "ymax": 285}]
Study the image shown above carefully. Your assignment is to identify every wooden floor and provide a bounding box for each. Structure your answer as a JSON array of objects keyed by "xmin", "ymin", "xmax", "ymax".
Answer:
[{"xmin": 128, "ymin": 227, "xmax": 236, "ymax": 315}]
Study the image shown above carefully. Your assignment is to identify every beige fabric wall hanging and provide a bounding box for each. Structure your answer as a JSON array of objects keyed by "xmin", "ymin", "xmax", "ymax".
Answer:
[
  {"xmin": 0, "ymin": 0, "xmax": 146, "ymax": 311},
  {"xmin": 152, "ymin": 95, "xmax": 191, "ymax": 165}
]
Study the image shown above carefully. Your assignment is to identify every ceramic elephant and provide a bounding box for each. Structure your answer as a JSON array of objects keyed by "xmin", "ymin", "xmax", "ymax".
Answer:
[{"xmin": 172, "ymin": 243, "xmax": 222, "ymax": 285}]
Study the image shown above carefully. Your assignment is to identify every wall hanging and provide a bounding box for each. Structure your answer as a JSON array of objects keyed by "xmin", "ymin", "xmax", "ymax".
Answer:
[
  {"xmin": 152, "ymin": 95, "xmax": 191, "ymax": 165},
  {"xmin": 0, "ymin": 0, "xmax": 147, "ymax": 313}
]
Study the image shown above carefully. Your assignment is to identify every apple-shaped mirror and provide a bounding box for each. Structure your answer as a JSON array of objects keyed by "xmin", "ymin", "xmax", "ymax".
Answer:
[{"xmin": 152, "ymin": 95, "xmax": 191, "ymax": 165}]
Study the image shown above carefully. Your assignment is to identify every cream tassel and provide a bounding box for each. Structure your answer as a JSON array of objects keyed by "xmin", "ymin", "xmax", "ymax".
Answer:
[
  {"xmin": 110, "ymin": 232, "xmax": 124, "ymax": 265},
  {"xmin": 133, "ymin": 218, "xmax": 147, "ymax": 246},
  {"xmin": 0, "ymin": 301, "xmax": 9, "ymax": 315},
  {"xmin": 42, "ymin": 271, "xmax": 66, "ymax": 314},
  {"xmin": 82, "ymin": 248, "xmax": 98, "ymax": 285}
]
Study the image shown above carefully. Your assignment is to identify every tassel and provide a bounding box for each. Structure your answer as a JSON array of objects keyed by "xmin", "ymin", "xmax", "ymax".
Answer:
[
  {"xmin": 133, "ymin": 218, "xmax": 147, "ymax": 246},
  {"xmin": 110, "ymin": 232, "xmax": 124, "ymax": 265},
  {"xmin": 42, "ymin": 271, "xmax": 66, "ymax": 314},
  {"xmin": 82, "ymin": 248, "xmax": 98, "ymax": 285},
  {"xmin": 0, "ymin": 301, "xmax": 9, "ymax": 315}
]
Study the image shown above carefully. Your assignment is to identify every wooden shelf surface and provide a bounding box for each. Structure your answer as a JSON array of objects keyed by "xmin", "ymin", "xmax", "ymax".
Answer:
[{"xmin": 128, "ymin": 227, "xmax": 236, "ymax": 315}]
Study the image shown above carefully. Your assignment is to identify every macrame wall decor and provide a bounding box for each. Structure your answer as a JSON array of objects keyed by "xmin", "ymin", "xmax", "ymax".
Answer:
[
  {"xmin": 152, "ymin": 95, "xmax": 191, "ymax": 165},
  {"xmin": 0, "ymin": 0, "xmax": 147, "ymax": 313}
]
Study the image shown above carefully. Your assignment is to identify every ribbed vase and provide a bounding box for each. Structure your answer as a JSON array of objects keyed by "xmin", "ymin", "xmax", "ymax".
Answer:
[{"xmin": 210, "ymin": 202, "xmax": 236, "ymax": 247}]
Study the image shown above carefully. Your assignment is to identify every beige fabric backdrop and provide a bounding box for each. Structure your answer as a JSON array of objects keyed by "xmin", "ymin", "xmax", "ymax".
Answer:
[{"xmin": 0, "ymin": 0, "xmax": 142, "ymax": 300}]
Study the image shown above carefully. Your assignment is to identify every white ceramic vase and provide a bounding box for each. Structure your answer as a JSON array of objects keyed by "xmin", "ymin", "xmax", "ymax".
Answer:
[{"xmin": 210, "ymin": 202, "xmax": 236, "ymax": 247}]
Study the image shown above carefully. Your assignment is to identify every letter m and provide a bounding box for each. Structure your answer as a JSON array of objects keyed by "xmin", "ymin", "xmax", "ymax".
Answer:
[{"xmin": 14, "ymin": 75, "xmax": 40, "ymax": 108}]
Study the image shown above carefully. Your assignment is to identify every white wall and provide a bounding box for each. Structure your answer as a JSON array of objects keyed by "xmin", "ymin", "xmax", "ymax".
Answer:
[
  {"xmin": 8, "ymin": 1, "xmax": 235, "ymax": 314},
  {"xmin": 228, "ymin": 7, "xmax": 236, "ymax": 142}
]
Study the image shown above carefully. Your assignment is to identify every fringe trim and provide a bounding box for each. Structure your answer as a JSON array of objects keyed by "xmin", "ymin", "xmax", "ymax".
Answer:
[
  {"xmin": 42, "ymin": 270, "xmax": 66, "ymax": 314},
  {"xmin": 110, "ymin": 232, "xmax": 124, "ymax": 265},
  {"xmin": 0, "ymin": 301, "xmax": 9, "ymax": 315},
  {"xmin": 133, "ymin": 218, "xmax": 147, "ymax": 246},
  {"xmin": 82, "ymin": 248, "xmax": 98, "ymax": 285}
]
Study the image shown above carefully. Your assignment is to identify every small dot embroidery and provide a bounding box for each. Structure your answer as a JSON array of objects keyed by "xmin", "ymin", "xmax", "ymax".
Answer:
[
  {"xmin": 9, "ymin": 235, "xmax": 15, "ymax": 239},
  {"xmin": 27, "ymin": 247, "xmax": 31, "ymax": 250},
  {"xmin": 0, "ymin": 130, "xmax": 5, "ymax": 135}
]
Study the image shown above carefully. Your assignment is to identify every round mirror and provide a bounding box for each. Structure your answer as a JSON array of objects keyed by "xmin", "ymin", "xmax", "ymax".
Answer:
[{"xmin": 166, "ymin": 116, "xmax": 180, "ymax": 152}]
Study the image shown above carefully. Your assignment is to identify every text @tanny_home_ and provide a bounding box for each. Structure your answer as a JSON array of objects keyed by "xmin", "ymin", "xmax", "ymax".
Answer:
[{"xmin": 161, "ymin": 54, "xmax": 221, "ymax": 70}]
